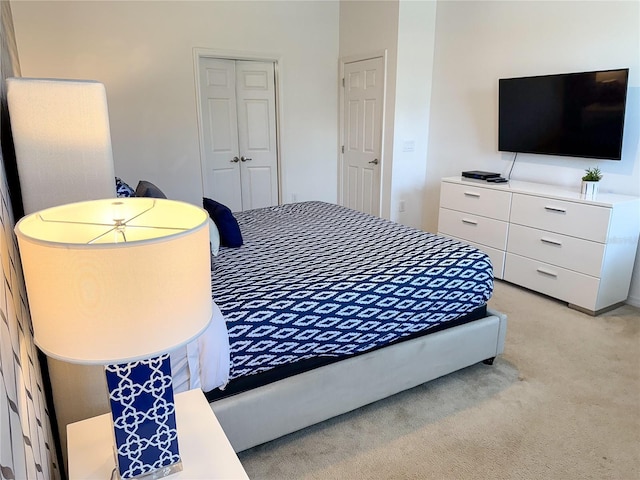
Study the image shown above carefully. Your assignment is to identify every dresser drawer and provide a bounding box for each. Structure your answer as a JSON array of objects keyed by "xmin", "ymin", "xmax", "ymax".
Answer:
[
  {"xmin": 510, "ymin": 193, "xmax": 611, "ymax": 242},
  {"xmin": 504, "ymin": 253, "xmax": 600, "ymax": 311},
  {"xmin": 438, "ymin": 208, "xmax": 509, "ymax": 250},
  {"xmin": 507, "ymin": 224, "xmax": 605, "ymax": 277},
  {"xmin": 440, "ymin": 234, "xmax": 505, "ymax": 279},
  {"xmin": 440, "ymin": 182, "xmax": 511, "ymax": 221}
]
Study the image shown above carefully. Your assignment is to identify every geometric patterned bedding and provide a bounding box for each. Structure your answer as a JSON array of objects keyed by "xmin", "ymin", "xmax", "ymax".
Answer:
[{"xmin": 210, "ymin": 201, "xmax": 493, "ymax": 382}]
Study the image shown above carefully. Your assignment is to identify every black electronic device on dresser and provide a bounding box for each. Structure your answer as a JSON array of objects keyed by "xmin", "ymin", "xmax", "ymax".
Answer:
[{"xmin": 461, "ymin": 170, "xmax": 501, "ymax": 180}]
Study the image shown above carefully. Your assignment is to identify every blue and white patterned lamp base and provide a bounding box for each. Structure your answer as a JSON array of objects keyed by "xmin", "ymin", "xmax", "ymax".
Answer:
[{"xmin": 105, "ymin": 354, "xmax": 182, "ymax": 480}]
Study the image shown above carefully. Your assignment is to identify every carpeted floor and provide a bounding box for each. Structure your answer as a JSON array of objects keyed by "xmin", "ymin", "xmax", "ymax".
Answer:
[{"xmin": 237, "ymin": 281, "xmax": 640, "ymax": 479}]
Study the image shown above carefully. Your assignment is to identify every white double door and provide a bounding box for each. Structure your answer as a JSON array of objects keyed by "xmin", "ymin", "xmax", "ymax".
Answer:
[{"xmin": 198, "ymin": 58, "xmax": 278, "ymax": 212}]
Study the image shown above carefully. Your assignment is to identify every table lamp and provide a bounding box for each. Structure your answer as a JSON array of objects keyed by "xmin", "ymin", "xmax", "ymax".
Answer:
[{"xmin": 15, "ymin": 197, "xmax": 213, "ymax": 480}]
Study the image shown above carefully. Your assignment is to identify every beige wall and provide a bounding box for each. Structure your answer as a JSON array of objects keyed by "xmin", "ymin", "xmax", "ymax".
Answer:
[{"xmin": 11, "ymin": 0, "xmax": 340, "ymax": 206}]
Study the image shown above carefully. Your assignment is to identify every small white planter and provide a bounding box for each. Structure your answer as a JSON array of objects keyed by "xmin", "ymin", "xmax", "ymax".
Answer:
[{"xmin": 581, "ymin": 180, "xmax": 599, "ymax": 197}]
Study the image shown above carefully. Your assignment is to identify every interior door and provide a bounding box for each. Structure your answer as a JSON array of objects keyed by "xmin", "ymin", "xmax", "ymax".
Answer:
[
  {"xmin": 342, "ymin": 57, "xmax": 384, "ymax": 216},
  {"xmin": 199, "ymin": 58, "xmax": 242, "ymax": 212},
  {"xmin": 235, "ymin": 61, "xmax": 279, "ymax": 210},
  {"xmin": 198, "ymin": 57, "xmax": 279, "ymax": 212}
]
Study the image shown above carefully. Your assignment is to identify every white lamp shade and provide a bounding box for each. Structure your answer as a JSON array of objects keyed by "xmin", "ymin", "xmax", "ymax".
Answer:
[
  {"xmin": 15, "ymin": 198, "xmax": 213, "ymax": 364},
  {"xmin": 7, "ymin": 77, "xmax": 116, "ymax": 214}
]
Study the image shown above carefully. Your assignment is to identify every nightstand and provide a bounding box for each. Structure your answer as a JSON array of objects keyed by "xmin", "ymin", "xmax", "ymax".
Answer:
[{"xmin": 67, "ymin": 388, "xmax": 249, "ymax": 479}]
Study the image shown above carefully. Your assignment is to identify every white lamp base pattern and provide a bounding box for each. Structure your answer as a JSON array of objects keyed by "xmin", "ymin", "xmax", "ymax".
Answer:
[{"xmin": 105, "ymin": 354, "xmax": 182, "ymax": 479}]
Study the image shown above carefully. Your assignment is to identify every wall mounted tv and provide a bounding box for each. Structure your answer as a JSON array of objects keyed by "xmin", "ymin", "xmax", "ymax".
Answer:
[{"xmin": 499, "ymin": 68, "xmax": 629, "ymax": 160}]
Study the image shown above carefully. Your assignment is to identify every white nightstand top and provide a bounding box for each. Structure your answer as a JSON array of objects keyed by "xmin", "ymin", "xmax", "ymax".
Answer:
[{"xmin": 67, "ymin": 388, "xmax": 249, "ymax": 479}]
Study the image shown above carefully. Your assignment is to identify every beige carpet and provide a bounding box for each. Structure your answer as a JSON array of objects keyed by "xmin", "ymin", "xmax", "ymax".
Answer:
[{"xmin": 237, "ymin": 281, "xmax": 640, "ymax": 479}]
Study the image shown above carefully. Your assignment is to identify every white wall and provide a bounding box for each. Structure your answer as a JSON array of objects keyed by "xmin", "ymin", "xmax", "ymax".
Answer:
[
  {"xmin": 339, "ymin": 0, "xmax": 399, "ymax": 220},
  {"xmin": 391, "ymin": 0, "xmax": 436, "ymax": 227},
  {"xmin": 426, "ymin": 0, "xmax": 640, "ymax": 306},
  {"xmin": 10, "ymin": 0, "xmax": 640, "ymax": 306},
  {"xmin": 10, "ymin": 0, "xmax": 340, "ymax": 206}
]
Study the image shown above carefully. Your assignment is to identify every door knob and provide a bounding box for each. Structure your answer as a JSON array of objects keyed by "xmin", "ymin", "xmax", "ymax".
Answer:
[
  {"xmin": 369, "ymin": 158, "xmax": 379, "ymax": 165},
  {"xmin": 241, "ymin": 156, "xmax": 252, "ymax": 162},
  {"xmin": 230, "ymin": 157, "xmax": 240, "ymax": 163}
]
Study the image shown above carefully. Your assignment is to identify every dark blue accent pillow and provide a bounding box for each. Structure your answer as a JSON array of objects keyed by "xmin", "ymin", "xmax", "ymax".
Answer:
[
  {"xmin": 203, "ymin": 198, "xmax": 243, "ymax": 248},
  {"xmin": 135, "ymin": 180, "xmax": 167, "ymax": 199},
  {"xmin": 115, "ymin": 177, "xmax": 135, "ymax": 197}
]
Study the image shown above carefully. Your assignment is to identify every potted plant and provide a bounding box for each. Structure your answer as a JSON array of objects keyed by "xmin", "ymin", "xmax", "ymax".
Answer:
[{"xmin": 581, "ymin": 167, "xmax": 602, "ymax": 197}]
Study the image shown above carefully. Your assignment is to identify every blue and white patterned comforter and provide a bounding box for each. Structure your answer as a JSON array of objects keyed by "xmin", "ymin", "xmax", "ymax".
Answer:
[{"xmin": 211, "ymin": 201, "xmax": 493, "ymax": 381}]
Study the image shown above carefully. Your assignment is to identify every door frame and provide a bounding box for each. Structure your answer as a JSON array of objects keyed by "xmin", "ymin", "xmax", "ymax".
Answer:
[
  {"xmin": 193, "ymin": 48, "xmax": 283, "ymax": 206},
  {"xmin": 338, "ymin": 50, "xmax": 388, "ymax": 215}
]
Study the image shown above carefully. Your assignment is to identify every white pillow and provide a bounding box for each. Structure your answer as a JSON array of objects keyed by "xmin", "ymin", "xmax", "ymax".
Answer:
[{"xmin": 209, "ymin": 218, "xmax": 220, "ymax": 256}]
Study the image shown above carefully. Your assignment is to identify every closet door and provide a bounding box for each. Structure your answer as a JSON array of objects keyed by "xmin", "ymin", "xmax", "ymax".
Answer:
[
  {"xmin": 198, "ymin": 57, "xmax": 278, "ymax": 212},
  {"xmin": 235, "ymin": 61, "xmax": 278, "ymax": 211},
  {"xmin": 199, "ymin": 58, "xmax": 242, "ymax": 212}
]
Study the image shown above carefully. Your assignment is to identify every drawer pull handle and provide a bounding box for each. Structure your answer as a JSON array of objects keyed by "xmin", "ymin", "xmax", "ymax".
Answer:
[
  {"xmin": 540, "ymin": 237, "xmax": 563, "ymax": 246},
  {"xmin": 544, "ymin": 206, "xmax": 567, "ymax": 214},
  {"xmin": 464, "ymin": 192, "xmax": 480, "ymax": 198},
  {"xmin": 461, "ymin": 218, "xmax": 478, "ymax": 226},
  {"xmin": 536, "ymin": 268, "xmax": 558, "ymax": 278}
]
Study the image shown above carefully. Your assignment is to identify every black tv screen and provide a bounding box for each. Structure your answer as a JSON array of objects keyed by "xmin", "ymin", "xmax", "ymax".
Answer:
[{"xmin": 499, "ymin": 69, "xmax": 629, "ymax": 160}]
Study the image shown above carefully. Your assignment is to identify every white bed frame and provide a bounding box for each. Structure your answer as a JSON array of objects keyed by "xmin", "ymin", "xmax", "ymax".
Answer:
[
  {"xmin": 46, "ymin": 306, "xmax": 506, "ymax": 467},
  {"xmin": 211, "ymin": 309, "xmax": 507, "ymax": 452},
  {"xmin": 47, "ymin": 307, "xmax": 506, "ymax": 470},
  {"xmin": 10, "ymin": 89, "xmax": 507, "ymax": 461}
]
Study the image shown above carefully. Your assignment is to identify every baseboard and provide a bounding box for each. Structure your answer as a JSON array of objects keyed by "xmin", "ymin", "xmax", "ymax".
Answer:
[{"xmin": 626, "ymin": 293, "xmax": 640, "ymax": 308}]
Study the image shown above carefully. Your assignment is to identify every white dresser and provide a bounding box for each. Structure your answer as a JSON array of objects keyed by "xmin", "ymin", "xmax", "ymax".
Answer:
[{"xmin": 438, "ymin": 176, "xmax": 640, "ymax": 315}]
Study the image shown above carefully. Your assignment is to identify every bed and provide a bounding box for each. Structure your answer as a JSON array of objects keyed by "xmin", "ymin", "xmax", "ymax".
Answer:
[
  {"xmin": 17, "ymin": 193, "xmax": 506, "ymax": 459},
  {"xmin": 7, "ymin": 77, "xmax": 505, "ymax": 465},
  {"xmin": 198, "ymin": 200, "xmax": 506, "ymax": 451}
]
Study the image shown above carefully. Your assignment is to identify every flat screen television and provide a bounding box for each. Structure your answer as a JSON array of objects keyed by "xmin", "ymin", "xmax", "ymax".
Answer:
[{"xmin": 499, "ymin": 69, "xmax": 629, "ymax": 160}]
